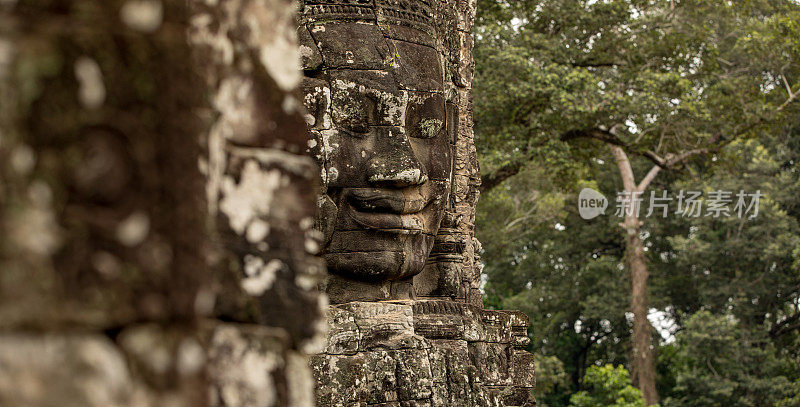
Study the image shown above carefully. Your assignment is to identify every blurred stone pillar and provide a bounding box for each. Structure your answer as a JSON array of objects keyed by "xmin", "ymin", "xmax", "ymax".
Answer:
[
  {"xmin": 190, "ymin": 0, "xmax": 327, "ymax": 405},
  {"xmin": 0, "ymin": 0, "xmax": 324, "ymax": 406}
]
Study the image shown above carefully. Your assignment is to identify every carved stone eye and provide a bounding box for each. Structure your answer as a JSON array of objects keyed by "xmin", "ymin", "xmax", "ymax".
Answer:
[
  {"xmin": 406, "ymin": 93, "xmax": 445, "ymax": 139},
  {"xmin": 345, "ymin": 123, "xmax": 370, "ymax": 135}
]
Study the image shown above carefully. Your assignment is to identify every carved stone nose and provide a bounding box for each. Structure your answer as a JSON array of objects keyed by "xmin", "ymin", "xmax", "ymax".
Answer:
[{"xmin": 367, "ymin": 128, "xmax": 428, "ymax": 187}]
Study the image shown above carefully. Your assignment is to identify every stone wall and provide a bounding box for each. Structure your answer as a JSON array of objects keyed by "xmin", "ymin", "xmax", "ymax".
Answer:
[
  {"xmin": 0, "ymin": 1, "xmax": 323, "ymax": 406},
  {"xmin": 313, "ymin": 300, "xmax": 536, "ymax": 406}
]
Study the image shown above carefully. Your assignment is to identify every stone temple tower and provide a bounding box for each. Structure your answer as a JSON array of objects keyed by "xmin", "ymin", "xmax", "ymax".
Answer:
[{"xmin": 298, "ymin": 0, "xmax": 537, "ymax": 405}]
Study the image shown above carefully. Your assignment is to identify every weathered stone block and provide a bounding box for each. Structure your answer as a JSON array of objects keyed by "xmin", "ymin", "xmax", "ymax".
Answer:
[
  {"xmin": 206, "ymin": 323, "xmax": 289, "ymax": 407},
  {"xmin": 298, "ymin": 25, "xmax": 324, "ymax": 71},
  {"xmin": 311, "ymin": 353, "xmax": 369, "ymax": 406},
  {"xmin": 468, "ymin": 342, "xmax": 512, "ymax": 386},
  {"xmin": 480, "ymin": 310, "xmax": 514, "ymax": 344},
  {"xmin": 340, "ymin": 302, "xmax": 426, "ymax": 351},
  {"xmin": 413, "ymin": 258, "xmax": 466, "ymax": 299},
  {"xmin": 365, "ymin": 350, "xmax": 401, "ymax": 403},
  {"xmin": 0, "ymin": 331, "xmax": 207, "ymax": 407},
  {"xmin": 301, "ymin": 77, "xmax": 331, "ymax": 131},
  {"xmin": 511, "ymin": 350, "xmax": 537, "ymax": 389},
  {"xmin": 393, "ymin": 349, "xmax": 435, "ymax": 401},
  {"xmin": 325, "ymin": 306, "xmax": 360, "ymax": 355},
  {"xmin": 412, "ymin": 300, "xmax": 467, "ymax": 339},
  {"xmin": 427, "ymin": 339, "xmax": 479, "ymax": 406},
  {"xmin": 309, "ymin": 22, "xmax": 390, "ymax": 70},
  {"xmin": 0, "ymin": 334, "xmax": 134, "ymax": 407},
  {"xmin": 501, "ymin": 386, "xmax": 537, "ymax": 407}
]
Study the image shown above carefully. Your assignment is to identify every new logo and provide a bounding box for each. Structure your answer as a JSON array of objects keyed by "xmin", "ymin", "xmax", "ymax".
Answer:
[{"xmin": 579, "ymin": 188, "xmax": 608, "ymax": 220}]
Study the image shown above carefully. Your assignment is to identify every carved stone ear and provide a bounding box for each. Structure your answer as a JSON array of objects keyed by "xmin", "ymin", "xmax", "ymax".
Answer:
[
  {"xmin": 446, "ymin": 100, "xmax": 458, "ymax": 147},
  {"xmin": 315, "ymin": 193, "xmax": 338, "ymax": 249},
  {"xmin": 301, "ymin": 77, "xmax": 330, "ymax": 130}
]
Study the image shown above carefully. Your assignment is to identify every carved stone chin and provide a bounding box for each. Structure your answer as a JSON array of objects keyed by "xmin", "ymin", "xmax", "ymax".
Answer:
[{"xmin": 302, "ymin": 13, "xmax": 453, "ymax": 287}]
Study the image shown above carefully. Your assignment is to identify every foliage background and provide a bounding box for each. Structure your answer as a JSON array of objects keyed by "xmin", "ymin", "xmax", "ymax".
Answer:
[{"xmin": 473, "ymin": 0, "xmax": 800, "ymax": 405}]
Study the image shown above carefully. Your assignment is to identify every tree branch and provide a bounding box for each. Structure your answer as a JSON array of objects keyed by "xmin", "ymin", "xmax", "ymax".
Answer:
[
  {"xmin": 561, "ymin": 128, "xmax": 674, "ymax": 169},
  {"xmin": 480, "ymin": 158, "xmax": 529, "ymax": 193},
  {"xmin": 642, "ymin": 150, "xmax": 667, "ymax": 167},
  {"xmin": 561, "ymin": 128, "xmax": 626, "ymax": 147},
  {"xmin": 637, "ymin": 165, "xmax": 662, "ymax": 192},
  {"xmin": 781, "ymin": 74, "xmax": 793, "ymax": 97},
  {"xmin": 609, "ymin": 145, "xmax": 637, "ymax": 192},
  {"xmin": 770, "ymin": 311, "xmax": 800, "ymax": 339},
  {"xmin": 777, "ymin": 88, "xmax": 799, "ymax": 112},
  {"xmin": 483, "ymin": 125, "xmax": 728, "ymax": 194},
  {"xmin": 482, "ymin": 127, "xmax": 637, "ymax": 193}
]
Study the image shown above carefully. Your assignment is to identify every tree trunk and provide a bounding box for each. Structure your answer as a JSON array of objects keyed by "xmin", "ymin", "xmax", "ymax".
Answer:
[
  {"xmin": 610, "ymin": 145, "xmax": 659, "ymax": 406},
  {"xmin": 625, "ymin": 218, "xmax": 658, "ymax": 405}
]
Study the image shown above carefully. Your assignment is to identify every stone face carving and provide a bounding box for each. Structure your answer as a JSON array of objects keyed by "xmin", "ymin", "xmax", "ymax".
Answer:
[
  {"xmin": 303, "ymin": 7, "xmax": 453, "ymax": 289},
  {"xmin": 301, "ymin": 0, "xmax": 487, "ymax": 307}
]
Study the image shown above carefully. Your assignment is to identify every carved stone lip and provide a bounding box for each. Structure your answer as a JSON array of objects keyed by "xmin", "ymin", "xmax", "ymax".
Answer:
[
  {"xmin": 346, "ymin": 188, "xmax": 429, "ymax": 214},
  {"xmin": 342, "ymin": 188, "xmax": 432, "ymax": 234}
]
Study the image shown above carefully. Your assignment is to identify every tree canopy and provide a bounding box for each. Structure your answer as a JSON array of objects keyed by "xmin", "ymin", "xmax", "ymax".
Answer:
[{"xmin": 474, "ymin": 0, "xmax": 800, "ymax": 405}]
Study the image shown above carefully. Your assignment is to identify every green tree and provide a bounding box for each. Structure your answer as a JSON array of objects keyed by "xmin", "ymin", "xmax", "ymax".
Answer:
[
  {"xmin": 569, "ymin": 365, "xmax": 646, "ymax": 407},
  {"xmin": 535, "ymin": 354, "xmax": 572, "ymax": 407},
  {"xmin": 648, "ymin": 132, "xmax": 800, "ymax": 404},
  {"xmin": 480, "ymin": 160, "xmax": 632, "ymax": 406},
  {"xmin": 662, "ymin": 311, "xmax": 800, "ymax": 407}
]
